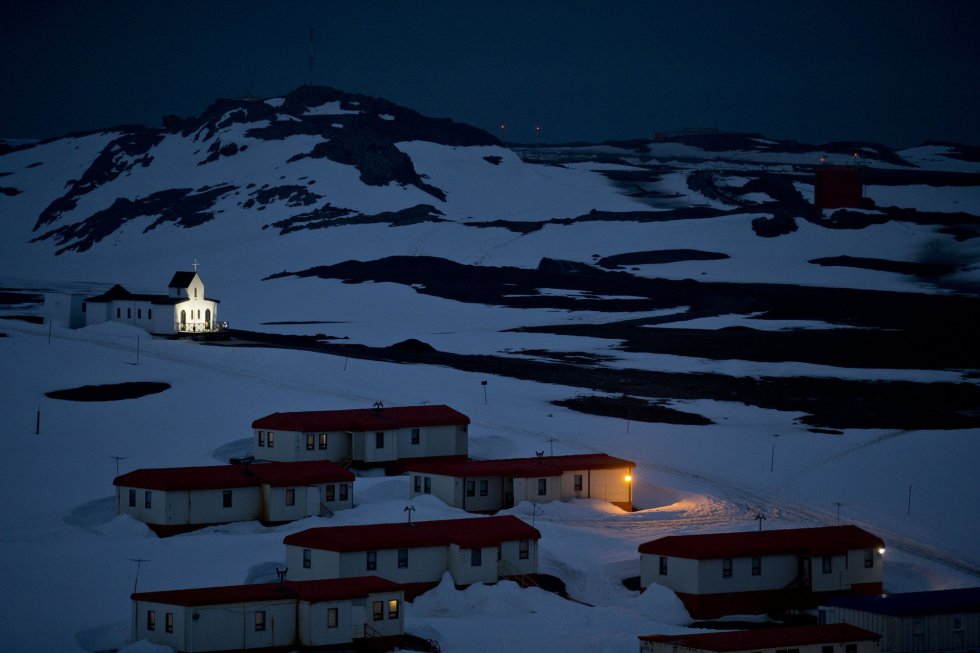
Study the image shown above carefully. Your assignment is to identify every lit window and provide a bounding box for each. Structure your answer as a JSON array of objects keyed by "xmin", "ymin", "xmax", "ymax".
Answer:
[
  {"xmin": 367, "ymin": 551, "xmax": 377, "ymax": 571},
  {"xmin": 472, "ymin": 547, "xmax": 482, "ymax": 567},
  {"xmin": 327, "ymin": 607, "xmax": 338, "ymax": 628},
  {"xmin": 398, "ymin": 548, "xmax": 408, "ymax": 569},
  {"xmin": 822, "ymin": 556, "xmax": 833, "ymax": 574},
  {"xmin": 373, "ymin": 600, "xmax": 383, "ymax": 621},
  {"xmin": 318, "ymin": 433, "xmax": 327, "ymax": 449},
  {"xmin": 466, "ymin": 481, "xmax": 475, "ymax": 497},
  {"xmin": 574, "ymin": 474, "xmax": 583, "ymax": 492},
  {"xmin": 722, "ymin": 558, "xmax": 733, "ymax": 578},
  {"xmin": 267, "ymin": 432, "xmax": 275, "ymax": 448},
  {"xmin": 306, "ymin": 433, "xmax": 314, "ymax": 450},
  {"xmin": 519, "ymin": 540, "xmax": 530, "ymax": 560},
  {"xmin": 128, "ymin": 489, "xmax": 136, "ymax": 507},
  {"xmin": 255, "ymin": 611, "xmax": 266, "ymax": 631},
  {"xmin": 537, "ymin": 479, "xmax": 547, "ymax": 496},
  {"xmin": 144, "ymin": 491, "xmax": 152, "ymax": 509},
  {"xmin": 339, "ymin": 484, "xmax": 349, "ymax": 501},
  {"xmin": 165, "ymin": 612, "xmax": 173, "ymax": 633},
  {"xmin": 303, "ymin": 548, "xmax": 311, "ymax": 568},
  {"xmin": 752, "ymin": 557, "xmax": 762, "ymax": 576},
  {"xmin": 864, "ymin": 549, "xmax": 874, "ymax": 568},
  {"xmin": 223, "ymin": 490, "xmax": 232, "ymax": 508},
  {"xmin": 659, "ymin": 556, "xmax": 668, "ymax": 575},
  {"xmin": 285, "ymin": 488, "xmax": 295, "ymax": 506},
  {"xmin": 325, "ymin": 485, "xmax": 335, "ymax": 502},
  {"xmin": 388, "ymin": 599, "xmax": 399, "ymax": 619},
  {"xmin": 375, "ymin": 432, "xmax": 384, "ymax": 448},
  {"xmin": 258, "ymin": 430, "xmax": 265, "ymax": 447},
  {"xmin": 480, "ymin": 480, "xmax": 488, "ymax": 496},
  {"xmin": 411, "ymin": 428, "xmax": 420, "ymax": 444},
  {"xmin": 147, "ymin": 610, "xmax": 155, "ymax": 631}
]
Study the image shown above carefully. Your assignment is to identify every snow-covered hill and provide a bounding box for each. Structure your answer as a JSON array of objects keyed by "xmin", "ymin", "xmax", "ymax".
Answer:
[{"xmin": 0, "ymin": 87, "xmax": 978, "ymax": 653}]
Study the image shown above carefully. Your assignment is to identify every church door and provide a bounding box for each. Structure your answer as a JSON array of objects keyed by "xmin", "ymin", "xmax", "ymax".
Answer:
[
  {"xmin": 205, "ymin": 309, "xmax": 211, "ymax": 331},
  {"xmin": 179, "ymin": 310, "xmax": 186, "ymax": 331}
]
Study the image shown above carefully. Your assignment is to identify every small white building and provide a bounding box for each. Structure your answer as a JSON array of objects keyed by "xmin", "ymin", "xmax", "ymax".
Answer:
[
  {"xmin": 43, "ymin": 293, "xmax": 86, "ymax": 328},
  {"xmin": 639, "ymin": 624, "xmax": 881, "ymax": 653},
  {"xmin": 252, "ymin": 404, "xmax": 470, "ymax": 467},
  {"xmin": 639, "ymin": 525, "xmax": 885, "ymax": 619},
  {"xmin": 131, "ymin": 576, "xmax": 404, "ymax": 652},
  {"xmin": 821, "ymin": 587, "xmax": 980, "ymax": 653},
  {"xmin": 406, "ymin": 453, "xmax": 636, "ymax": 512},
  {"xmin": 83, "ymin": 271, "xmax": 220, "ymax": 335},
  {"xmin": 284, "ymin": 515, "xmax": 541, "ymax": 598},
  {"xmin": 114, "ymin": 460, "xmax": 354, "ymax": 536}
]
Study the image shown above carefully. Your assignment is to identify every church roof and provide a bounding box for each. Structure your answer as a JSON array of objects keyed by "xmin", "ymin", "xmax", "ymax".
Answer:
[
  {"xmin": 168, "ymin": 271, "xmax": 199, "ymax": 288},
  {"xmin": 84, "ymin": 284, "xmax": 185, "ymax": 305}
]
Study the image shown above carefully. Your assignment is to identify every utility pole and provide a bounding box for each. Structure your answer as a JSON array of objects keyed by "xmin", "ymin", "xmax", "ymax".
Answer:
[
  {"xmin": 35, "ymin": 403, "xmax": 41, "ymax": 435},
  {"xmin": 547, "ymin": 437, "xmax": 555, "ymax": 457},
  {"xmin": 755, "ymin": 511, "xmax": 766, "ymax": 531},
  {"xmin": 834, "ymin": 502, "xmax": 844, "ymax": 525},
  {"xmin": 130, "ymin": 558, "xmax": 149, "ymax": 592},
  {"xmin": 404, "ymin": 505, "xmax": 415, "ymax": 526},
  {"xmin": 111, "ymin": 455, "xmax": 129, "ymax": 477},
  {"xmin": 481, "ymin": 380, "xmax": 488, "ymax": 404}
]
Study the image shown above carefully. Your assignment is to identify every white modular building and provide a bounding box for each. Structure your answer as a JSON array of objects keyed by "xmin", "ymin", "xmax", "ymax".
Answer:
[
  {"xmin": 406, "ymin": 453, "xmax": 636, "ymax": 512},
  {"xmin": 640, "ymin": 624, "xmax": 881, "ymax": 653},
  {"xmin": 114, "ymin": 460, "xmax": 354, "ymax": 536}
]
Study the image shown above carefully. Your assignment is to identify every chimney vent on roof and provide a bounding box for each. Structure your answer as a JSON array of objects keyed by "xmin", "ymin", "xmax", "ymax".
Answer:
[{"xmin": 276, "ymin": 567, "xmax": 288, "ymax": 589}]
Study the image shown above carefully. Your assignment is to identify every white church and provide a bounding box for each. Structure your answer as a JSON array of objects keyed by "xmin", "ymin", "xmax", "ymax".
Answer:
[{"xmin": 75, "ymin": 269, "xmax": 221, "ymax": 335}]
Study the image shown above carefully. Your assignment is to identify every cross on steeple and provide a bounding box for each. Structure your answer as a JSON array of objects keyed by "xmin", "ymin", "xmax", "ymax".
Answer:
[{"xmin": 192, "ymin": 258, "xmax": 199, "ymax": 272}]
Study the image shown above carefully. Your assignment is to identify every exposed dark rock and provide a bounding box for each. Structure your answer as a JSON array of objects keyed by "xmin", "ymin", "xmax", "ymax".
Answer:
[
  {"xmin": 483, "ymin": 155, "xmax": 503, "ymax": 165},
  {"xmin": 809, "ymin": 255, "xmax": 959, "ymax": 277},
  {"xmin": 752, "ymin": 210, "xmax": 798, "ymax": 237},
  {"xmin": 597, "ymin": 249, "xmax": 729, "ymax": 268},
  {"xmin": 45, "ymin": 381, "xmax": 171, "ymax": 402},
  {"xmin": 242, "ymin": 184, "xmax": 321, "ymax": 210},
  {"xmin": 386, "ymin": 338, "xmax": 437, "ymax": 353},
  {"xmin": 554, "ymin": 394, "xmax": 713, "ymax": 425},
  {"xmin": 267, "ymin": 203, "xmax": 445, "ymax": 235},
  {"xmin": 1, "ymin": 186, "xmax": 21, "ymax": 196}
]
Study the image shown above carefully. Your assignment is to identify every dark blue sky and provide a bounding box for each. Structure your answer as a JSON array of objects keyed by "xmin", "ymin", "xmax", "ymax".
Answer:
[{"xmin": 3, "ymin": 1, "xmax": 979, "ymax": 147}]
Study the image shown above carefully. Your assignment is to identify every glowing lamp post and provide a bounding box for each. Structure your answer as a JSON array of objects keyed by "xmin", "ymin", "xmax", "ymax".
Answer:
[{"xmin": 625, "ymin": 472, "xmax": 633, "ymax": 510}]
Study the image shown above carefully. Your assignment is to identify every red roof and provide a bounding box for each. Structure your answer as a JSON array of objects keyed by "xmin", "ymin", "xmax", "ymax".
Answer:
[
  {"xmin": 114, "ymin": 460, "xmax": 353, "ymax": 491},
  {"xmin": 251, "ymin": 404, "xmax": 469, "ymax": 432},
  {"xmin": 639, "ymin": 525, "xmax": 883, "ymax": 559},
  {"xmin": 405, "ymin": 453, "xmax": 635, "ymax": 478},
  {"xmin": 131, "ymin": 576, "xmax": 400, "ymax": 607},
  {"xmin": 284, "ymin": 515, "xmax": 540, "ymax": 552},
  {"xmin": 639, "ymin": 624, "xmax": 880, "ymax": 652}
]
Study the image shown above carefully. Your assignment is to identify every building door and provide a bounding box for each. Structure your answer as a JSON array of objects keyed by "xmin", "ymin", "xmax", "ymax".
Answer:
[
  {"xmin": 306, "ymin": 486, "xmax": 320, "ymax": 517},
  {"xmin": 205, "ymin": 309, "xmax": 211, "ymax": 330},
  {"xmin": 179, "ymin": 310, "xmax": 186, "ymax": 331},
  {"xmin": 351, "ymin": 605, "xmax": 366, "ymax": 638}
]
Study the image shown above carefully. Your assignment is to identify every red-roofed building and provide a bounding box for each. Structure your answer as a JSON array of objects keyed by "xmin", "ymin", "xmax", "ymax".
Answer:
[
  {"xmin": 131, "ymin": 576, "xmax": 404, "ymax": 652},
  {"xmin": 114, "ymin": 460, "xmax": 354, "ymax": 536},
  {"xmin": 639, "ymin": 624, "xmax": 881, "ymax": 653},
  {"xmin": 405, "ymin": 453, "xmax": 635, "ymax": 512},
  {"xmin": 83, "ymin": 271, "xmax": 220, "ymax": 334},
  {"xmin": 252, "ymin": 404, "xmax": 470, "ymax": 466},
  {"xmin": 639, "ymin": 526, "xmax": 885, "ymax": 618},
  {"xmin": 284, "ymin": 515, "xmax": 541, "ymax": 596}
]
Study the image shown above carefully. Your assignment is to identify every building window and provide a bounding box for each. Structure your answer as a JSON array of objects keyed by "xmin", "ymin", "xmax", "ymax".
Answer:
[
  {"xmin": 165, "ymin": 612, "xmax": 173, "ymax": 633},
  {"xmin": 366, "ymin": 551, "xmax": 377, "ymax": 571},
  {"xmin": 137, "ymin": 308, "xmax": 142, "ymax": 319},
  {"xmin": 480, "ymin": 480, "xmax": 488, "ymax": 496},
  {"xmin": 722, "ymin": 558, "xmax": 733, "ymax": 578},
  {"xmin": 127, "ymin": 308, "xmax": 131, "ymax": 318},
  {"xmin": 148, "ymin": 309, "xmax": 152, "ymax": 319},
  {"xmin": 844, "ymin": 646, "xmax": 856, "ymax": 653},
  {"xmin": 519, "ymin": 540, "xmax": 530, "ymax": 560},
  {"xmin": 953, "ymin": 615, "xmax": 963, "ymax": 631},
  {"xmin": 375, "ymin": 432, "xmax": 384, "ymax": 448},
  {"xmin": 752, "ymin": 557, "xmax": 762, "ymax": 576},
  {"xmin": 147, "ymin": 610, "xmax": 155, "ymax": 631},
  {"xmin": 267, "ymin": 431, "xmax": 275, "ymax": 448},
  {"xmin": 913, "ymin": 618, "xmax": 924, "ymax": 635},
  {"xmin": 116, "ymin": 308, "xmax": 121, "ymax": 318},
  {"xmin": 325, "ymin": 485, "xmax": 335, "ymax": 502},
  {"xmin": 258, "ymin": 430, "xmax": 265, "ymax": 447},
  {"xmin": 373, "ymin": 600, "xmax": 384, "ymax": 621},
  {"xmin": 413, "ymin": 475, "xmax": 421, "ymax": 493},
  {"xmin": 144, "ymin": 490, "xmax": 152, "ymax": 509},
  {"xmin": 327, "ymin": 607, "xmax": 338, "ymax": 628},
  {"xmin": 822, "ymin": 646, "xmax": 833, "ymax": 653},
  {"xmin": 423, "ymin": 477, "xmax": 431, "ymax": 494},
  {"xmin": 306, "ymin": 433, "xmax": 315, "ymax": 450},
  {"xmin": 388, "ymin": 599, "xmax": 399, "ymax": 619},
  {"xmin": 864, "ymin": 549, "xmax": 874, "ymax": 568},
  {"xmin": 537, "ymin": 479, "xmax": 547, "ymax": 496},
  {"xmin": 223, "ymin": 490, "xmax": 232, "ymax": 508},
  {"xmin": 128, "ymin": 489, "xmax": 136, "ymax": 507},
  {"xmin": 318, "ymin": 433, "xmax": 327, "ymax": 449},
  {"xmin": 822, "ymin": 556, "xmax": 833, "ymax": 574},
  {"xmin": 472, "ymin": 547, "xmax": 482, "ymax": 567},
  {"xmin": 255, "ymin": 611, "xmax": 266, "ymax": 631},
  {"xmin": 411, "ymin": 428, "xmax": 420, "ymax": 445},
  {"xmin": 659, "ymin": 556, "xmax": 668, "ymax": 575},
  {"xmin": 303, "ymin": 548, "xmax": 311, "ymax": 569},
  {"xmin": 339, "ymin": 484, "xmax": 349, "ymax": 501},
  {"xmin": 194, "ymin": 287, "xmax": 198, "ymax": 298},
  {"xmin": 285, "ymin": 488, "xmax": 295, "ymax": 506},
  {"xmin": 398, "ymin": 548, "xmax": 409, "ymax": 569},
  {"xmin": 466, "ymin": 480, "xmax": 475, "ymax": 497},
  {"xmin": 574, "ymin": 474, "xmax": 583, "ymax": 492}
]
